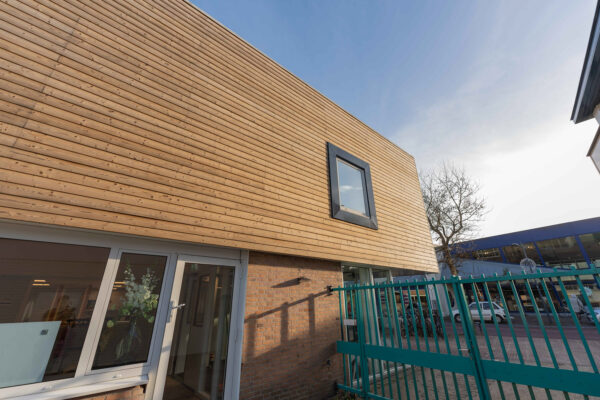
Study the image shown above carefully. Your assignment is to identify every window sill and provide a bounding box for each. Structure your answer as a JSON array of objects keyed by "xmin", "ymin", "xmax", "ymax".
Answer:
[{"xmin": 10, "ymin": 376, "xmax": 149, "ymax": 400}]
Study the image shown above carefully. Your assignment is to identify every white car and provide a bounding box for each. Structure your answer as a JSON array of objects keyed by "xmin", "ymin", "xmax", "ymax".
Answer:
[
  {"xmin": 584, "ymin": 307, "xmax": 600, "ymax": 324},
  {"xmin": 452, "ymin": 301, "xmax": 509, "ymax": 323}
]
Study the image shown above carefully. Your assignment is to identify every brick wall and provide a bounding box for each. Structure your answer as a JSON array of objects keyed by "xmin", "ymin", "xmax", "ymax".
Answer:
[
  {"xmin": 74, "ymin": 385, "xmax": 145, "ymax": 400},
  {"xmin": 240, "ymin": 252, "xmax": 344, "ymax": 400}
]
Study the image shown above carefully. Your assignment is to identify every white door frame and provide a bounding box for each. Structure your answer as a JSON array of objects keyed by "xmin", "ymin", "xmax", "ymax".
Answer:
[{"xmin": 151, "ymin": 251, "xmax": 248, "ymax": 400}]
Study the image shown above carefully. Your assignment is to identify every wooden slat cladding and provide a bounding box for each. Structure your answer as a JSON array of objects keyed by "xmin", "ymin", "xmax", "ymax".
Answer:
[{"xmin": 0, "ymin": 0, "xmax": 438, "ymax": 271}]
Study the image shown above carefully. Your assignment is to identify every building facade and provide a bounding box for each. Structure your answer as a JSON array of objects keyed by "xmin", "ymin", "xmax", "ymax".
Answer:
[
  {"xmin": 394, "ymin": 218, "xmax": 600, "ymax": 318},
  {"xmin": 454, "ymin": 217, "xmax": 600, "ymax": 270},
  {"xmin": 0, "ymin": 1, "xmax": 436, "ymax": 399},
  {"xmin": 572, "ymin": 0, "xmax": 600, "ymax": 172}
]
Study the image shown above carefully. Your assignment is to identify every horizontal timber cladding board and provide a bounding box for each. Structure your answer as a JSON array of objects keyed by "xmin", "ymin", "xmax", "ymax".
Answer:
[
  {"xmin": 0, "ymin": 0, "xmax": 438, "ymax": 271},
  {"xmin": 0, "ymin": 7, "xmax": 425, "ymax": 207}
]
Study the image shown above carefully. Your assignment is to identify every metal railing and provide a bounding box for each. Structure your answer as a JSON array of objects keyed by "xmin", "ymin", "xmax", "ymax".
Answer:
[{"xmin": 335, "ymin": 267, "xmax": 600, "ymax": 399}]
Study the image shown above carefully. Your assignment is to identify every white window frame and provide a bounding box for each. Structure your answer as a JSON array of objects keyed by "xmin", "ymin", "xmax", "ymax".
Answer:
[
  {"xmin": 150, "ymin": 252, "xmax": 248, "ymax": 400},
  {"xmin": 0, "ymin": 220, "xmax": 247, "ymax": 400}
]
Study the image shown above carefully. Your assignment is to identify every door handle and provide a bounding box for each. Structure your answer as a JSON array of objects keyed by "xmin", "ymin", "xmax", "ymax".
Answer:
[
  {"xmin": 168, "ymin": 302, "xmax": 186, "ymax": 322},
  {"xmin": 171, "ymin": 302, "xmax": 186, "ymax": 310}
]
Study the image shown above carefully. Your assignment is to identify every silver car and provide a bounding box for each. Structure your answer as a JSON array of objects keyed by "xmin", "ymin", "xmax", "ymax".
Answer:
[{"xmin": 452, "ymin": 301, "xmax": 509, "ymax": 323}]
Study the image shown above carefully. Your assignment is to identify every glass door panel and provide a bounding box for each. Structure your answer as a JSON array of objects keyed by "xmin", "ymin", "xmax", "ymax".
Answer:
[{"xmin": 165, "ymin": 263, "xmax": 235, "ymax": 400}]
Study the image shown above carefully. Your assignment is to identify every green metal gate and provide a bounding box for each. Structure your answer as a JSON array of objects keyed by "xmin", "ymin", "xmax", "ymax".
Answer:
[{"xmin": 335, "ymin": 267, "xmax": 600, "ymax": 399}]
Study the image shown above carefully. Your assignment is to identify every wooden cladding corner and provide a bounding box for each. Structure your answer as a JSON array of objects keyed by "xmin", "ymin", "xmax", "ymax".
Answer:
[{"xmin": 0, "ymin": 0, "xmax": 438, "ymax": 271}]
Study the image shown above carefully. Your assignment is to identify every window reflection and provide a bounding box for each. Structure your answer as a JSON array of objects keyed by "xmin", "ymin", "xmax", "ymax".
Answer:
[
  {"xmin": 473, "ymin": 248, "xmax": 503, "ymax": 262},
  {"xmin": 536, "ymin": 236, "xmax": 587, "ymax": 268},
  {"xmin": 0, "ymin": 238, "xmax": 109, "ymax": 388},
  {"xmin": 336, "ymin": 158, "xmax": 368, "ymax": 216},
  {"xmin": 166, "ymin": 264, "xmax": 235, "ymax": 400},
  {"xmin": 579, "ymin": 232, "xmax": 600, "ymax": 267},
  {"xmin": 502, "ymin": 243, "xmax": 542, "ymax": 265},
  {"xmin": 93, "ymin": 253, "xmax": 166, "ymax": 369}
]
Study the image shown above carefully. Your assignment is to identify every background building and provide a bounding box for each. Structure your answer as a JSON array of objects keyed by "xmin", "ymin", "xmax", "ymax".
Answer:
[
  {"xmin": 396, "ymin": 218, "xmax": 600, "ymax": 315},
  {"xmin": 454, "ymin": 217, "xmax": 600, "ymax": 270}
]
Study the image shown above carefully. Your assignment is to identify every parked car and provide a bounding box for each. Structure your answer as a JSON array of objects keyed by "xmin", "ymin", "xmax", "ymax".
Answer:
[
  {"xmin": 452, "ymin": 301, "xmax": 510, "ymax": 323},
  {"xmin": 583, "ymin": 307, "xmax": 600, "ymax": 324}
]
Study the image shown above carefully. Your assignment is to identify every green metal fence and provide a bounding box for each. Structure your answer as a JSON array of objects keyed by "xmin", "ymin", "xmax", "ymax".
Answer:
[{"xmin": 335, "ymin": 267, "xmax": 600, "ymax": 399}]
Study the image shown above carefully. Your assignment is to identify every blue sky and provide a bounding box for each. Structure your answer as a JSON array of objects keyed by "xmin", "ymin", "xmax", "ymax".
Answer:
[{"xmin": 192, "ymin": 1, "xmax": 600, "ymax": 238}]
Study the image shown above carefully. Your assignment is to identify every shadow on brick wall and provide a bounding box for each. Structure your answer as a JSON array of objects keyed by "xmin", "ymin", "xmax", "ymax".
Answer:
[{"xmin": 241, "ymin": 289, "xmax": 344, "ymax": 400}]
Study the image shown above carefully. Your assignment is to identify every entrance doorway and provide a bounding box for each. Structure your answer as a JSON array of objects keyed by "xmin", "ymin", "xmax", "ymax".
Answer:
[{"xmin": 163, "ymin": 263, "xmax": 235, "ymax": 400}]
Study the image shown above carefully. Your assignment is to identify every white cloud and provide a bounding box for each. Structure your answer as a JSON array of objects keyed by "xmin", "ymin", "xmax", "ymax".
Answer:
[{"xmin": 391, "ymin": 22, "xmax": 600, "ymax": 238}]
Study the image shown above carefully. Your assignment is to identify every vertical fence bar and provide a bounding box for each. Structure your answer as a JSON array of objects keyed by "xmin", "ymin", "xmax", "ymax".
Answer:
[
  {"xmin": 470, "ymin": 279, "xmax": 506, "ymax": 400},
  {"xmin": 555, "ymin": 276, "xmax": 599, "ymax": 374},
  {"xmin": 338, "ymin": 289, "xmax": 348, "ymax": 388},
  {"xmin": 369, "ymin": 286, "xmax": 388, "ymax": 397},
  {"xmin": 522, "ymin": 274, "xmax": 568, "ymax": 400},
  {"xmin": 391, "ymin": 286, "xmax": 412, "ymax": 400},
  {"xmin": 408, "ymin": 284, "xmax": 430, "ymax": 400},
  {"xmin": 431, "ymin": 280, "xmax": 462, "ymax": 399},
  {"xmin": 423, "ymin": 281, "xmax": 449, "ymax": 399},
  {"xmin": 415, "ymin": 284, "xmax": 440, "ymax": 400},
  {"xmin": 508, "ymin": 274, "xmax": 553, "ymax": 400},
  {"xmin": 349, "ymin": 288, "xmax": 358, "ymax": 391},
  {"xmin": 481, "ymin": 278, "xmax": 520, "ymax": 400},
  {"xmin": 454, "ymin": 278, "xmax": 491, "ymax": 400},
  {"xmin": 400, "ymin": 286, "xmax": 421, "ymax": 400},
  {"xmin": 383, "ymin": 284, "xmax": 403, "ymax": 398},
  {"xmin": 363, "ymin": 286, "xmax": 380, "ymax": 397},
  {"xmin": 537, "ymin": 273, "xmax": 582, "ymax": 400},
  {"xmin": 356, "ymin": 288, "xmax": 370, "ymax": 397},
  {"xmin": 537, "ymin": 273, "xmax": 579, "ymax": 370},
  {"xmin": 374, "ymin": 284, "xmax": 394, "ymax": 397},
  {"xmin": 442, "ymin": 282, "xmax": 473, "ymax": 400},
  {"xmin": 572, "ymin": 268, "xmax": 600, "ymax": 335},
  {"xmin": 494, "ymin": 275, "xmax": 536, "ymax": 400}
]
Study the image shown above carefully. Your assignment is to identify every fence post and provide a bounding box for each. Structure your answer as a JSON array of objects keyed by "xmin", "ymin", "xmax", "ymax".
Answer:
[
  {"xmin": 453, "ymin": 277, "xmax": 491, "ymax": 399},
  {"xmin": 355, "ymin": 288, "xmax": 370, "ymax": 398}
]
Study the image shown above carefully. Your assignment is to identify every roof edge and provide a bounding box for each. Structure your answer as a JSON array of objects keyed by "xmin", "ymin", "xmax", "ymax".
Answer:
[{"xmin": 572, "ymin": 0, "xmax": 600, "ymax": 123}]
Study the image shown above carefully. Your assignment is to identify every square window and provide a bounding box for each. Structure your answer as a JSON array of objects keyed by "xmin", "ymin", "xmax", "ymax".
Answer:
[{"xmin": 327, "ymin": 143, "xmax": 378, "ymax": 229}]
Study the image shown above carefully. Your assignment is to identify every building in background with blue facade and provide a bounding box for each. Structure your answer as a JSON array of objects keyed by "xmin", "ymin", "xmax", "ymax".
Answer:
[
  {"xmin": 394, "ymin": 218, "xmax": 600, "ymax": 314},
  {"xmin": 454, "ymin": 217, "xmax": 600, "ymax": 270}
]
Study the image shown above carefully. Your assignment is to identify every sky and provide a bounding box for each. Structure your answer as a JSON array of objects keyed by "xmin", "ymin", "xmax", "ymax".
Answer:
[{"xmin": 191, "ymin": 1, "xmax": 600, "ymax": 238}]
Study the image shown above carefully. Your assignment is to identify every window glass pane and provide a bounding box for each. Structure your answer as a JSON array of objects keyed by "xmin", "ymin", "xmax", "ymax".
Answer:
[
  {"xmin": 579, "ymin": 232, "xmax": 600, "ymax": 267},
  {"xmin": 336, "ymin": 158, "xmax": 367, "ymax": 216},
  {"xmin": 93, "ymin": 253, "xmax": 166, "ymax": 369},
  {"xmin": 473, "ymin": 248, "xmax": 503, "ymax": 262},
  {"xmin": 0, "ymin": 238, "xmax": 109, "ymax": 388},
  {"xmin": 372, "ymin": 268, "xmax": 390, "ymax": 283},
  {"xmin": 502, "ymin": 243, "xmax": 542, "ymax": 264},
  {"xmin": 536, "ymin": 236, "xmax": 586, "ymax": 268},
  {"xmin": 166, "ymin": 264, "xmax": 234, "ymax": 400}
]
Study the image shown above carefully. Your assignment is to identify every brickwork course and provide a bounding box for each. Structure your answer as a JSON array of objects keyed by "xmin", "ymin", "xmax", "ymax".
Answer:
[{"xmin": 240, "ymin": 251, "xmax": 344, "ymax": 399}]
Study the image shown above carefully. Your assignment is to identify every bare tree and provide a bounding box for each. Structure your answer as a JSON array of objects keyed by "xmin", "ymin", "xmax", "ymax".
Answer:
[{"xmin": 420, "ymin": 163, "xmax": 487, "ymax": 276}]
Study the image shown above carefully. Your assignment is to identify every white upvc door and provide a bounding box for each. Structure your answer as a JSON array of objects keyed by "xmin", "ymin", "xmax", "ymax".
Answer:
[{"xmin": 151, "ymin": 253, "xmax": 248, "ymax": 400}]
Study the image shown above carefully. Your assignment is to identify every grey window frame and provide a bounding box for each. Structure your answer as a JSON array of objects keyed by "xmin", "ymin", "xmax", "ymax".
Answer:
[{"xmin": 327, "ymin": 142, "xmax": 378, "ymax": 229}]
